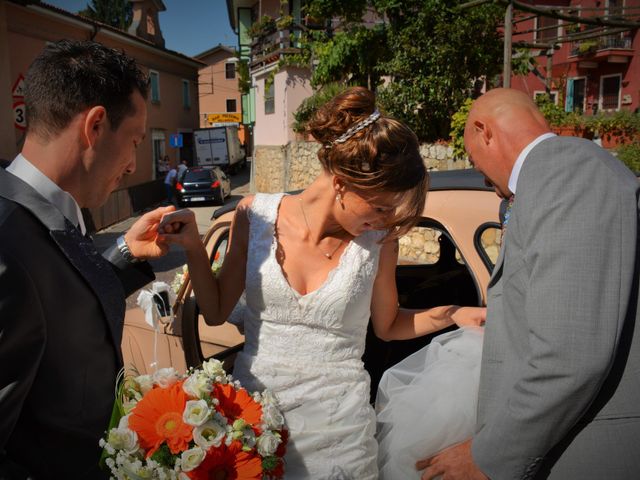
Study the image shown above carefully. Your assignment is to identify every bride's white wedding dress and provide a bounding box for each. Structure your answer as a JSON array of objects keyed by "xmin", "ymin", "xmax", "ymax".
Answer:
[
  {"xmin": 376, "ymin": 326, "xmax": 484, "ymax": 479},
  {"xmin": 230, "ymin": 193, "xmax": 383, "ymax": 479}
]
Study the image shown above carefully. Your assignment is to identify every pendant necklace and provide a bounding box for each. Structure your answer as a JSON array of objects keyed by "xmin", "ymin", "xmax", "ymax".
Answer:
[{"xmin": 299, "ymin": 197, "xmax": 343, "ymax": 259}]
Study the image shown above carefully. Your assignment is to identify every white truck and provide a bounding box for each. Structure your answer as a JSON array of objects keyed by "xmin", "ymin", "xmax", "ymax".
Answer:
[{"xmin": 193, "ymin": 126, "xmax": 245, "ymax": 173}]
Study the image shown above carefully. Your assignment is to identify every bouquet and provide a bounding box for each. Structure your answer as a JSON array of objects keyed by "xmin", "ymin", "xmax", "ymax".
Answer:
[{"xmin": 100, "ymin": 359, "xmax": 288, "ymax": 479}]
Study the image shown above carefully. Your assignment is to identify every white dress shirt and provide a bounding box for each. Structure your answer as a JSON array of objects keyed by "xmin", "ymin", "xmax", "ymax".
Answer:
[
  {"xmin": 508, "ymin": 132, "xmax": 556, "ymax": 195},
  {"xmin": 7, "ymin": 154, "xmax": 86, "ymax": 235}
]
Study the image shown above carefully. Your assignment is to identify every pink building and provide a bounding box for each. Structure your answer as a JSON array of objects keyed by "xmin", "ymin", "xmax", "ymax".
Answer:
[
  {"xmin": 509, "ymin": 0, "xmax": 639, "ymax": 114},
  {"xmin": 0, "ymin": 0, "xmax": 203, "ymax": 228}
]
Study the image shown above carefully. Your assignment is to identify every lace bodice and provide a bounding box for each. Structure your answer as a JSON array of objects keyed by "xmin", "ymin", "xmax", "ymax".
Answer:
[{"xmin": 238, "ymin": 192, "xmax": 384, "ymax": 366}]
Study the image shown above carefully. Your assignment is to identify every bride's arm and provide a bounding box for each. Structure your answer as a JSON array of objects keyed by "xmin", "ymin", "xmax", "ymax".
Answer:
[
  {"xmin": 370, "ymin": 240, "xmax": 485, "ymax": 341},
  {"xmin": 158, "ymin": 196, "xmax": 252, "ymax": 326}
]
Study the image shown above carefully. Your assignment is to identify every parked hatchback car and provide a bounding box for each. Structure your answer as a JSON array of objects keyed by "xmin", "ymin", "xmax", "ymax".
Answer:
[
  {"xmin": 175, "ymin": 166, "xmax": 231, "ymax": 206},
  {"xmin": 122, "ymin": 169, "xmax": 502, "ymax": 400}
]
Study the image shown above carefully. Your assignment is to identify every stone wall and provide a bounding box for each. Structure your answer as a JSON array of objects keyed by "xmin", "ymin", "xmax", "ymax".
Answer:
[{"xmin": 251, "ymin": 140, "xmax": 499, "ymax": 264}]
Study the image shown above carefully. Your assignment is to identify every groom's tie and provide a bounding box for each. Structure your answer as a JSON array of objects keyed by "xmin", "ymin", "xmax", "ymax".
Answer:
[{"xmin": 502, "ymin": 195, "xmax": 515, "ymax": 236}]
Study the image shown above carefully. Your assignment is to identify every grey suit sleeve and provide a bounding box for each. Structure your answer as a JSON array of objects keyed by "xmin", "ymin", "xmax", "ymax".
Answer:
[
  {"xmin": 473, "ymin": 146, "xmax": 639, "ymax": 477},
  {"xmin": 0, "ymin": 251, "xmax": 45, "ymax": 451}
]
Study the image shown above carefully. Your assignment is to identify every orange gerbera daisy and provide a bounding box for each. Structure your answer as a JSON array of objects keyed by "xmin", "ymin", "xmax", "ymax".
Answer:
[
  {"xmin": 187, "ymin": 442, "xmax": 262, "ymax": 480},
  {"xmin": 213, "ymin": 384, "xmax": 262, "ymax": 425},
  {"xmin": 128, "ymin": 381, "xmax": 193, "ymax": 457}
]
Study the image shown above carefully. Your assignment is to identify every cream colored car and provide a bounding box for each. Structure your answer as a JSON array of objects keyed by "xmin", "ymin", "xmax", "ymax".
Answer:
[{"xmin": 122, "ymin": 169, "xmax": 501, "ymax": 397}]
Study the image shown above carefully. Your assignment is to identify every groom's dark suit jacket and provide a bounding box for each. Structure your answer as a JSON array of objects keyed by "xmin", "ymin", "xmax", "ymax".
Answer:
[{"xmin": 0, "ymin": 168, "xmax": 154, "ymax": 479}]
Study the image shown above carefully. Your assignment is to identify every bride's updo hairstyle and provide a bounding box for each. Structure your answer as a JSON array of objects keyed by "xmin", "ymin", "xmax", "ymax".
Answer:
[{"xmin": 307, "ymin": 86, "xmax": 428, "ymax": 239}]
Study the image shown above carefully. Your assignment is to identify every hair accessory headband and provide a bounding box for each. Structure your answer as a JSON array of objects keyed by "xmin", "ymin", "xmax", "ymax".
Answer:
[{"xmin": 324, "ymin": 109, "xmax": 381, "ymax": 149}]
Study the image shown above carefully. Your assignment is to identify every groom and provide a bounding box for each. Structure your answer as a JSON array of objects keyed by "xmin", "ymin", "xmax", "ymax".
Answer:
[
  {"xmin": 419, "ymin": 89, "xmax": 640, "ymax": 479},
  {"xmin": 0, "ymin": 40, "xmax": 174, "ymax": 478}
]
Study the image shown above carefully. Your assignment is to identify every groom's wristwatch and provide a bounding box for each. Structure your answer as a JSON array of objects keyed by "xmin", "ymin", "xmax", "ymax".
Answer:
[{"xmin": 116, "ymin": 235, "xmax": 140, "ymax": 264}]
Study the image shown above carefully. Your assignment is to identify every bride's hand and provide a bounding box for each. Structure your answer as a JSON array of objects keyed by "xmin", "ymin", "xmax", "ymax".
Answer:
[{"xmin": 451, "ymin": 306, "xmax": 486, "ymax": 327}]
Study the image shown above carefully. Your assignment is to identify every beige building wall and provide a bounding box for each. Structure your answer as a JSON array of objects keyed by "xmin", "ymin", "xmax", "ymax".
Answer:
[
  {"xmin": 197, "ymin": 46, "xmax": 242, "ymax": 128},
  {"xmin": 0, "ymin": 0, "xmax": 203, "ymax": 228}
]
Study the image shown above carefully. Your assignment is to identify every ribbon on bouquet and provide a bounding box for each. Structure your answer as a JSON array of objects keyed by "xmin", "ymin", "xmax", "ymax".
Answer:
[{"xmin": 136, "ymin": 281, "xmax": 176, "ymax": 373}]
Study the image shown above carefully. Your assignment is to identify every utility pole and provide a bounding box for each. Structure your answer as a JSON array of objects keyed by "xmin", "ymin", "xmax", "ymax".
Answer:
[{"xmin": 503, "ymin": 0, "xmax": 513, "ymax": 87}]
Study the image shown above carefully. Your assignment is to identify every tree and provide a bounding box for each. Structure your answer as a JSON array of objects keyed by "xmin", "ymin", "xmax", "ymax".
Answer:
[
  {"xmin": 78, "ymin": 0, "xmax": 133, "ymax": 31},
  {"xmin": 291, "ymin": 0, "xmax": 504, "ymax": 141},
  {"xmin": 374, "ymin": 0, "xmax": 504, "ymax": 140}
]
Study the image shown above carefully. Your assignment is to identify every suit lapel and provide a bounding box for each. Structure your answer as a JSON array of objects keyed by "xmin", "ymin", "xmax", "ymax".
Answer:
[{"xmin": 0, "ymin": 168, "xmax": 125, "ymax": 358}]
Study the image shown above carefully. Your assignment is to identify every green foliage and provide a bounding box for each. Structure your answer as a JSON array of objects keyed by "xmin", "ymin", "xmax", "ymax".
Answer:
[
  {"xmin": 583, "ymin": 110, "xmax": 640, "ymax": 141},
  {"xmin": 293, "ymin": 82, "xmax": 351, "ymax": 132},
  {"xmin": 375, "ymin": 0, "xmax": 504, "ymax": 140},
  {"xmin": 150, "ymin": 443, "xmax": 179, "ymax": 466},
  {"xmin": 78, "ymin": 0, "xmax": 132, "ymax": 30},
  {"xmin": 303, "ymin": 0, "xmax": 370, "ymax": 23},
  {"xmin": 236, "ymin": 56, "xmax": 251, "ymax": 95},
  {"xmin": 535, "ymin": 94, "xmax": 568, "ymax": 127},
  {"xmin": 449, "ymin": 98, "xmax": 474, "ymax": 160},
  {"xmin": 247, "ymin": 15, "xmax": 277, "ymax": 39},
  {"xmin": 577, "ymin": 40, "xmax": 597, "ymax": 55},
  {"xmin": 616, "ymin": 143, "xmax": 640, "ymax": 173},
  {"xmin": 511, "ymin": 48, "xmax": 536, "ymax": 77}
]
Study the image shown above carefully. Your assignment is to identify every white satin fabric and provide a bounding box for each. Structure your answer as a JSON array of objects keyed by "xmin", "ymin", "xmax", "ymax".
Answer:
[
  {"xmin": 376, "ymin": 327, "xmax": 484, "ymax": 479},
  {"xmin": 230, "ymin": 193, "xmax": 384, "ymax": 479}
]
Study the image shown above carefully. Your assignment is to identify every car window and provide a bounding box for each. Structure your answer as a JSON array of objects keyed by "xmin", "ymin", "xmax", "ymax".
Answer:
[
  {"xmin": 399, "ymin": 224, "xmax": 462, "ymax": 265},
  {"xmin": 475, "ymin": 223, "xmax": 502, "ymax": 270},
  {"xmin": 184, "ymin": 170, "xmax": 212, "ymax": 182}
]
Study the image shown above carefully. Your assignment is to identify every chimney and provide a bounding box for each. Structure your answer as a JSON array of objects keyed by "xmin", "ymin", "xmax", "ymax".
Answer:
[{"xmin": 128, "ymin": 0, "xmax": 166, "ymax": 48}]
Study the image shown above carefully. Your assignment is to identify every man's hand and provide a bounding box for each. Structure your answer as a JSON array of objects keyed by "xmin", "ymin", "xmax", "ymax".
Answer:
[
  {"xmin": 417, "ymin": 439, "xmax": 488, "ymax": 480},
  {"xmin": 124, "ymin": 205, "xmax": 176, "ymax": 259}
]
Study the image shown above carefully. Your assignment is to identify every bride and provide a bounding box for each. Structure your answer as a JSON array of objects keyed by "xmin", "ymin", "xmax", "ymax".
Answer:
[{"xmin": 158, "ymin": 87, "xmax": 484, "ymax": 479}]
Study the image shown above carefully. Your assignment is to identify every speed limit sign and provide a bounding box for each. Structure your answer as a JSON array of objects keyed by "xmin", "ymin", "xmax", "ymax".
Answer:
[{"xmin": 13, "ymin": 101, "xmax": 26, "ymax": 130}]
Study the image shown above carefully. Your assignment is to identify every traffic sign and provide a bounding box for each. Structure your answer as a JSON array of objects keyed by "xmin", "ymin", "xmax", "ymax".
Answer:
[
  {"xmin": 13, "ymin": 101, "xmax": 26, "ymax": 130},
  {"xmin": 170, "ymin": 133, "xmax": 183, "ymax": 148},
  {"xmin": 12, "ymin": 74, "xmax": 25, "ymax": 98}
]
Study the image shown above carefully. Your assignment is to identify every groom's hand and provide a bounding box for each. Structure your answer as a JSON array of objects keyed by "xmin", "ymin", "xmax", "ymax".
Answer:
[{"xmin": 417, "ymin": 439, "xmax": 487, "ymax": 480}]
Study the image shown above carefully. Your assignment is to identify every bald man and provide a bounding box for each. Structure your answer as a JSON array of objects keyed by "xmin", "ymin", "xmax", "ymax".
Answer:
[{"xmin": 419, "ymin": 89, "xmax": 640, "ymax": 479}]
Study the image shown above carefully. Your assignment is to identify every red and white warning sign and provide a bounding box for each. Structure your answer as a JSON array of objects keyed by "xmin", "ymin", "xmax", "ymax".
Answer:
[
  {"xmin": 12, "ymin": 74, "xmax": 25, "ymax": 98},
  {"xmin": 13, "ymin": 101, "xmax": 26, "ymax": 130}
]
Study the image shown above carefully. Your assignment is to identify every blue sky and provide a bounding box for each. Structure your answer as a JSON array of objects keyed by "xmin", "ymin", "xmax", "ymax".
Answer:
[{"xmin": 45, "ymin": 0, "xmax": 237, "ymax": 57}]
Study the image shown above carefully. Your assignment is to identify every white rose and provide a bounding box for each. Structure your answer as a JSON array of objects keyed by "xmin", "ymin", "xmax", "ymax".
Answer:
[
  {"xmin": 183, "ymin": 399, "xmax": 211, "ymax": 427},
  {"xmin": 153, "ymin": 368, "xmax": 180, "ymax": 388},
  {"xmin": 134, "ymin": 374, "xmax": 154, "ymax": 394},
  {"xmin": 261, "ymin": 404, "xmax": 285, "ymax": 429},
  {"xmin": 180, "ymin": 446, "xmax": 206, "ymax": 472},
  {"xmin": 193, "ymin": 419, "xmax": 227, "ymax": 449},
  {"xmin": 182, "ymin": 372, "xmax": 212, "ymax": 398},
  {"xmin": 117, "ymin": 414, "xmax": 130, "ymax": 430},
  {"xmin": 201, "ymin": 359, "xmax": 225, "ymax": 379},
  {"xmin": 256, "ymin": 430, "xmax": 281, "ymax": 457},
  {"xmin": 107, "ymin": 427, "xmax": 139, "ymax": 454}
]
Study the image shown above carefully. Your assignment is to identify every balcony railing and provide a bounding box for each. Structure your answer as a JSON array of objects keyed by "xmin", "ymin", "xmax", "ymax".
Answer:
[
  {"xmin": 249, "ymin": 23, "xmax": 304, "ymax": 70},
  {"xmin": 570, "ymin": 34, "xmax": 633, "ymax": 56}
]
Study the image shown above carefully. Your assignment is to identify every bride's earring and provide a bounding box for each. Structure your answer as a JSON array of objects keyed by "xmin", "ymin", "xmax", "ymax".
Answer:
[{"xmin": 335, "ymin": 193, "xmax": 342, "ymax": 202}]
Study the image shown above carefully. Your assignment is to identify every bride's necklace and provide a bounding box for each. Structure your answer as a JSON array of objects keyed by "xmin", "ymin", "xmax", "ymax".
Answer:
[{"xmin": 299, "ymin": 197, "xmax": 344, "ymax": 260}]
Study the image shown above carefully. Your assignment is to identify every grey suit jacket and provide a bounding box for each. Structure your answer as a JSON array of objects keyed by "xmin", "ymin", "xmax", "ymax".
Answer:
[
  {"xmin": 0, "ymin": 168, "xmax": 154, "ymax": 479},
  {"xmin": 472, "ymin": 136, "xmax": 640, "ymax": 479}
]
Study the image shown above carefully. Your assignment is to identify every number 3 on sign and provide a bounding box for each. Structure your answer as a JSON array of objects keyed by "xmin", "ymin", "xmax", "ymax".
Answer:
[{"xmin": 13, "ymin": 101, "xmax": 26, "ymax": 130}]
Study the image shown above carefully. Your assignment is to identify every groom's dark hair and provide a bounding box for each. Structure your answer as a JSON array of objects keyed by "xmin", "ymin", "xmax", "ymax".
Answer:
[{"xmin": 24, "ymin": 39, "xmax": 149, "ymax": 140}]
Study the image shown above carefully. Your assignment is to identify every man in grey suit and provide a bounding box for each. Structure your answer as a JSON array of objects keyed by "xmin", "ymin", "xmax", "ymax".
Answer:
[
  {"xmin": 0, "ymin": 40, "xmax": 175, "ymax": 478},
  {"xmin": 419, "ymin": 88, "xmax": 640, "ymax": 479}
]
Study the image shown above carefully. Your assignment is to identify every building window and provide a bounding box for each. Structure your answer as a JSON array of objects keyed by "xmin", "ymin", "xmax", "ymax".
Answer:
[
  {"xmin": 150, "ymin": 70, "xmax": 160, "ymax": 103},
  {"xmin": 151, "ymin": 130, "xmax": 166, "ymax": 180},
  {"xmin": 535, "ymin": 15, "xmax": 560, "ymax": 42},
  {"xmin": 566, "ymin": 77, "xmax": 586, "ymax": 113},
  {"xmin": 600, "ymin": 74, "xmax": 621, "ymax": 111},
  {"xmin": 225, "ymin": 62, "xmax": 236, "ymax": 79},
  {"xmin": 226, "ymin": 99, "xmax": 237, "ymax": 113},
  {"xmin": 534, "ymin": 90, "xmax": 558, "ymax": 105},
  {"xmin": 264, "ymin": 81, "xmax": 274, "ymax": 115},
  {"xmin": 182, "ymin": 79, "xmax": 190, "ymax": 109}
]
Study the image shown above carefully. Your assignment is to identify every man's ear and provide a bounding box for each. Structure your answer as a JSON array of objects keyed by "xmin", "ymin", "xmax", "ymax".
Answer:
[
  {"xmin": 474, "ymin": 119, "xmax": 492, "ymax": 145},
  {"xmin": 83, "ymin": 106, "xmax": 108, "ymax": 148}
]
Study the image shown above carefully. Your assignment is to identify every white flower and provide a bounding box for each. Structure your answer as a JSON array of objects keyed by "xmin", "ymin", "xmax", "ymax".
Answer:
[
  {"xmin": 107, "ymin": 427, "xmax": 139, "ymax": 454},
  {"xmin": 182, "ymin": 372, "xmax": 212, "ymax": 398},
  {"xmin": 180, "ymin": 447, "xmax": 206, "ymax": 472},
  {"xmin": 153, "ymin": 368, "xmax": 180, "ymax": 388},
  {"xmin": 134, "ymin": 375, "xmax": 154, "ymax": 395},
  {"xmin": 256, "ymin": 430, "xmax": 281, "ymax": 457},
  {"xmin": 183, "ymin": 399, "xmax": 211, "ymax": 426},
  {"xmin": 241, "ymin": 427, "xmax": 256, "ymax": 448},
  {"xmin": 201, "ymin": 359, "xmax": 225, "ymax": 379},
  {"xmin": 261, "ymin": 390, "xmax": 278, "ymax": 406},
  {"xmin": 118, "ymin": 414, "xmax": 130, "ymax": 430},
  {"xmin": 193, "ymin": 419, "xmax": 227, "ymax": 449},
  {"xmin": 261, "ymin": 404, "xmax": 285, "ymax": 429}
]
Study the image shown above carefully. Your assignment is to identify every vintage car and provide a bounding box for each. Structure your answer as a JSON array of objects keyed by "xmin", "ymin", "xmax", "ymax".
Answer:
[{"xmin": 122, "ymin": 169, "xmax": 502, "ymax": 400}]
